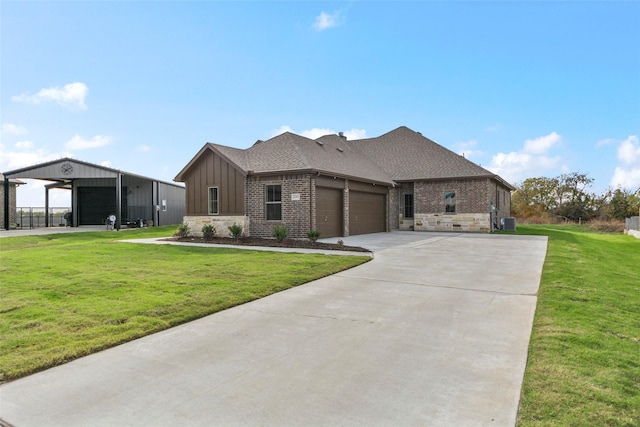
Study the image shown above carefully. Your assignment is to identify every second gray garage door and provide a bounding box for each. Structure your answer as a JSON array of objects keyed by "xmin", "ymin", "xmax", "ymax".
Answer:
[{"xmin": 349, "ymin": 191, "xmax": 386, "ymax": 235}]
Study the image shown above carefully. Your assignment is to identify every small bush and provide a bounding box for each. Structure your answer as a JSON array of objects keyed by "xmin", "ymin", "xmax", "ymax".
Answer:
[
  {"xmin": 336, "ymin": 239, "xmax": 344, "ymax": 247},
  {"xmin": 174, "ymin": 223, "xmax": 190, "ymax": 238},
  {"xmin": 307, "ymin": 230, "xmax": 321, "ymax": 242},
  {"xmin": 273, "ymin": 225, "xmax": 288, "ymax": 242},
  {"xmin": 201, "ymin": 224, "xmax": 216, "ymax": 240},
  {"xmin": 228, "ymin": 224, "xmax": 243, "ymax": 239},
  {"xmin": 587, "ymin": 219, "xmax": 625, "ymax": 233}
]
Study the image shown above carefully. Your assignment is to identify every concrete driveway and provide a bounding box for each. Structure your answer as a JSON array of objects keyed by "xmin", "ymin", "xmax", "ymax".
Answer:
[{"xmin": 0, "ymin": 231, "xmax": 547, "ymax": 427}]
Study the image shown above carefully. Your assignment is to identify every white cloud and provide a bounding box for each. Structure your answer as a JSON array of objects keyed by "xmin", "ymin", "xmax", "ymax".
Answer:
[
  {"xmin": 0, "ymin": 142, "xmax": 61, "ymax": 172},
  {"xmin": 452, "ymin": 139, "xmax": 484, "ymax": 159},
  {"xmin": 488, "ymin": 132, "xmax": 564, "ymax": 184},
  {"xmin": 100, "ymin": 160, "xmax": 113, "ymax": 168},
  {"xmin": 65, "ymin": 134, "xmax": 112, "ymax": 150},
  {"xmin": 342, "ymin": 129, "xmax": 367, "ymax": 140},
  {"xmin": 271, "ymin": 125, "xmax": 366, "ymax": 140},
  {"xmin": 485, "ymin": 123, "xmax": 503, "ymax": 132},
  {"xmin": 523, "ymin": 132, "xmax": 562, "ymax": 155},
  {"xmin": 596, "ymin": 137, "xmax": 617, "ymax": 147},
  {"xmin": 12, "ymin": 82, "xmax": 88, "ymax": 110},
  {"xmin": 609, "ymin": 135, "xmax": 640, "ymax": 190},
  {"xmin": 617, "ymin": 135, "xmax": 640, "ymax": 165},
  {"xmin": 312, "ymin": 10, "xmax": 342, "ymax": 31},
  {"xmin": 300, "ymin": 128, "xmax": 336, "ymax": 139},
  {"xmin": 15, "ymin": 140, "xmax": 34, "ymax": 149},
  {"xmin": 2, "ymin": 123, "xmax": 27, "ymax": 135},
  {"xmin": 271, "ymin": 125, "xmax": 294, "ymax": 137}
]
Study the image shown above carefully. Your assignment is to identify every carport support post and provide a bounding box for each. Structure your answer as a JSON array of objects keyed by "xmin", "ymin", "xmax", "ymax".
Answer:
[
  {"xmin": 3, "ymin": 174, "xmax": 9, "ymax": 230},
  {"xmin": 45, "ymin": 187, "xmax": 50, "ymax": 227},
  {"xmin": 116, "ymin": 173, "xmax": 122, "ymax": 230}
]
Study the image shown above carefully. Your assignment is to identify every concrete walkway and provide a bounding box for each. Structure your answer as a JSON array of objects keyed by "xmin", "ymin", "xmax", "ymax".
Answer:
[{"xmin": 0, "ymin": 232, "xmax": 547, "ymax": 427}]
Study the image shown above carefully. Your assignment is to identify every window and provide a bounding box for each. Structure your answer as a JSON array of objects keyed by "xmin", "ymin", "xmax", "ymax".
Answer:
[
  {"xmin": 404, "ymin": 194, "xmax": 414, "ymax": 218},
  {"xmin": 208, "ymin": 187, "xmax": 219, "ymax": 215},
  {"xmin": 265, "ymin": 184, "xmax": 282, "ymax": 220},
  {"xmin": 445, "ymin": 191, "xmax": 456, "ymax": 213},
  {"xmin": 162, "ymin": 199, "xmax": 167, "ymax": 212}
]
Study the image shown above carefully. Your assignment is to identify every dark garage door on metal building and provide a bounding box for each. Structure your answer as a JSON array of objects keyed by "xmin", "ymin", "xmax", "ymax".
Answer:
[
  {"xmin": 316, "ymin": 186, "xmax": 343, "ymax": 238},
  {"xmin": 78, "ymin": 187, "xmax": 127, "ymax": 225},
  {"xmin": 349, "ymin": 190, "xmax": 386, "ymax": 235}
]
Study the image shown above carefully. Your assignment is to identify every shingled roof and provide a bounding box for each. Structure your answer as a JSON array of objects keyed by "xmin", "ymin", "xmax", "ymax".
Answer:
[
  {"xmin": 175, "ymin": 126, "xmax": 513, "ymax": 189},
  {"xmin": 350, "ymin": 126, "xmax": 505, "ymax": 182}
]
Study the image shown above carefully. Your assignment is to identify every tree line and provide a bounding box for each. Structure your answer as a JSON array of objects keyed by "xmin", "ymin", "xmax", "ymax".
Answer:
[{"xmin": 511, "ymin": 172, "xmax": 640, "ymax": 222}]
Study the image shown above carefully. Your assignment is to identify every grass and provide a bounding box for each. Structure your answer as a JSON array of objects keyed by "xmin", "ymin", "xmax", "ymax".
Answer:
[
  {"xmin": 516, "ymin": 224, "xmax": 640, "ymax": 426},
  {"xmin": 0, "ymin": 226, "xmax": 369, "ymax": 382}
]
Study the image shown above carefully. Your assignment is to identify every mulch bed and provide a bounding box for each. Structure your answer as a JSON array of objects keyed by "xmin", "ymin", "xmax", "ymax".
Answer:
[{"xmin": 170, "ymin": 236, "xmax": 371, "ymax": 253}]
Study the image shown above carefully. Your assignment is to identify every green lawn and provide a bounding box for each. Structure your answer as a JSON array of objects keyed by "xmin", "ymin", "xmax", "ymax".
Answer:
[
  {"xmin": 0, "ymin": 227, "xmax": 369, "ymax": 382},
  {"xmin": 516, "ymin": 225, "xmax": 640, "ymax": 426}
]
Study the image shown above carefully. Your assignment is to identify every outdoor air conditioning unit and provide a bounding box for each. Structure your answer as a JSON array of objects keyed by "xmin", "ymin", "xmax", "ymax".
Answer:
[{"xmin": 501, "ymin": 217, "xmax": 516, "ymax": 232}]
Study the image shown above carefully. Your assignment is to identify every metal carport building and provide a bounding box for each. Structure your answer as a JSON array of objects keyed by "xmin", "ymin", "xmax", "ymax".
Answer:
[{"xmin": 2, "ymin": 158, "xmax": 185, "ymax": 230}]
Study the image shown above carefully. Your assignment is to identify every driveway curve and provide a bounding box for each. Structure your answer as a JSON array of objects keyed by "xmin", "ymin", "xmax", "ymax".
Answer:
[{"xmin": 0, "ymin": 231, "xmax": 547, "ymax": 427}]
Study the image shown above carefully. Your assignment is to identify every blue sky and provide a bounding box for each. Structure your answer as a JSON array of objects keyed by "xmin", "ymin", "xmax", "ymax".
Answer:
[{"xmin": 2, "ymin": 1, "xmax": 639, "ymax": 206}]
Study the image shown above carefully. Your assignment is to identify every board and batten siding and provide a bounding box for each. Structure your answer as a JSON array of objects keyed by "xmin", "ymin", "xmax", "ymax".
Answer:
[{"xmin": 184, "ymin": 150, "xmax": 245, "ymax": 216}]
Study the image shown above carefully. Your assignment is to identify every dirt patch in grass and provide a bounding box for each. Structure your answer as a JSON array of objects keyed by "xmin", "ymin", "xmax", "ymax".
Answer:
[{"xmin": 170, "ymin": 236, "xmax": 371, "ymax": 252}]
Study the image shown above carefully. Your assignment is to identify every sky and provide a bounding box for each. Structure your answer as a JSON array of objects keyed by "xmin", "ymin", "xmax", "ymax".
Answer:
[{"xmin": 1, "ymin": 0, "xmax": 639, "ymax": 207}]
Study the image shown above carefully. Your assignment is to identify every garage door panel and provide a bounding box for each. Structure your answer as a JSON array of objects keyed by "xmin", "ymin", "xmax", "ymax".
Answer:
[
  {"xmin": 316, "ymin": 187, "xmax": 342, "ymax": 238},
  {"xmin": 78, "ymin": 187, "xmax": 115, "ymax": 225},
  {"xmin": 78, "ymin": 187, "xmax": 127, "ymax": 225},
  {"xmin": 349, "ymin": 191, "xmax": 385, "ymax": 235}
]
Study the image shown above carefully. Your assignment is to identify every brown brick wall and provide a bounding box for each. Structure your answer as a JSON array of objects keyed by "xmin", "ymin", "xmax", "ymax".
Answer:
[
  {"xmin": 0, "ymin": 182, "xmax": 18, "ymax": 229},
  {"xmin": 246, "ymin": 174, "xmax": 313, "ymax": 238}
]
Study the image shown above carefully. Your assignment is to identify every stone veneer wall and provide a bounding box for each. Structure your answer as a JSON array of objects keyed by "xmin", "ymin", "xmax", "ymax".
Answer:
[
  {"xmin": 414, "ymin": 213, "xmax": 491, "ymax": 232},
  {"xmin": 394, "ymin": 179, "xmax": 499, "ymax": 233},
  {"xmin": 182, "ymin": 215, "xmax": 249, "ymax": 237}
]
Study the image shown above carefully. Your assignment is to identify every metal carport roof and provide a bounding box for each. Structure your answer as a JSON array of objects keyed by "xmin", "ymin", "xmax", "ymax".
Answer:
[{"xmin": 2, "ymin": 157, "xmax": 183, "ymax": 230}]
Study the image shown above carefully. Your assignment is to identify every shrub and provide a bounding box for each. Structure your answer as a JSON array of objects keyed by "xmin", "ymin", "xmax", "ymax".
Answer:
[
  {"xmin": 228, "ymin": 224, "xmax": 243, "ymax": 239},
  {"xmin": 587, "ymin": 219, "xmax": 625, "ymax": 233},
  {"xmin": 201, "ymin": 224, "xmax": 216, "ymax": 240},
  {"xmin": 273, "ymin": 225, "xmax": 288, "ymax": 242},
  {"xmin": 306, "ymin": 230, "xmax": 321, "ymax": 242},
  {"xmin": 174, "ymin": 223, "xmax": 190, "ymax": 238},
  {"xmin": 336, "ymin": 239, "xmax": 344, "ymax": 247}
]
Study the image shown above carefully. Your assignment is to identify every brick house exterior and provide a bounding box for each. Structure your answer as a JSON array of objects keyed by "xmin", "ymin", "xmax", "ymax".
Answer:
[
  {"xmin": 175, "ymin": 126, "xmax": 514, "ymax": 238},
  {"xmin": 0, "ymin": 179, "xmax": 24, "ymax": 230}
]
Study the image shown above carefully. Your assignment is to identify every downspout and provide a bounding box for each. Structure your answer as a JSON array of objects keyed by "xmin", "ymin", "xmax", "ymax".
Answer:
[
  {"xmin": 3, "ymin": 175, "xmax": 9, "ymax": 230},
  {"xmin": 156, "ymin": 181, "xmax": 160, "ymax": 227}
]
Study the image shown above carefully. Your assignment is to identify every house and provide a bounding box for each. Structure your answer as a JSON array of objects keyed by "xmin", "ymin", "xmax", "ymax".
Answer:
[
  {"xmin": 0, "ymin": 178, "xmax": 25, "ymax": 229},
  {"xmin": 174, "ymin": 126, "xmax": 514, "ymax": 238}
]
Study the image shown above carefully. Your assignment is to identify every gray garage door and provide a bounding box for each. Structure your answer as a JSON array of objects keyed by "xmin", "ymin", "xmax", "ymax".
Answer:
[
  {"xmin": 349, "ymin": 191, "xmax": 386, "ymax": 235},
  {"xmin": 316, "ymin": 187, "xmax": 343, "ymax": 238}
]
